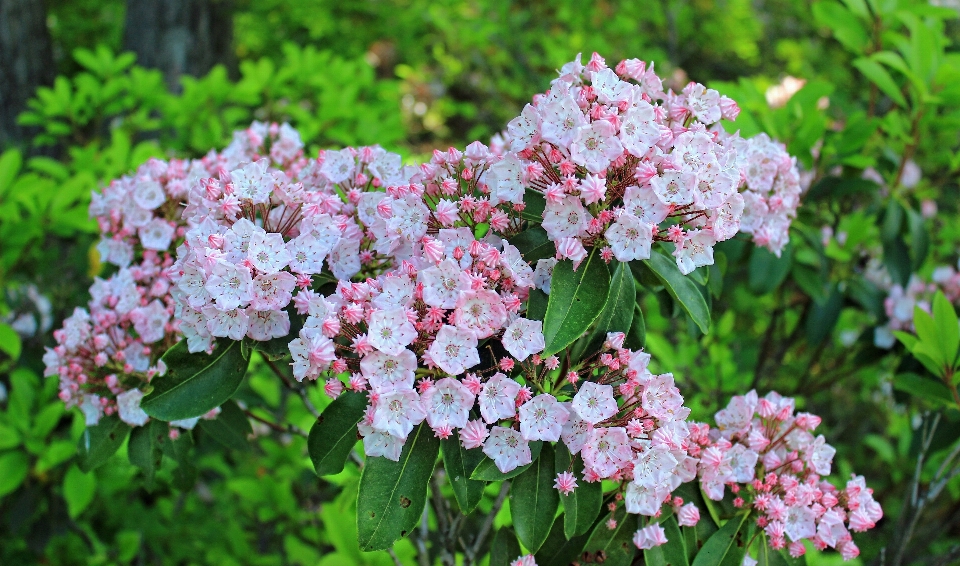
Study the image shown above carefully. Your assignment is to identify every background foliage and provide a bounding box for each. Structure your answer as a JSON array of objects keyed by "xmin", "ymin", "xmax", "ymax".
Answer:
[{"xmin": 1, "ymin": 0, "xmax": 959, "ymax": 564}]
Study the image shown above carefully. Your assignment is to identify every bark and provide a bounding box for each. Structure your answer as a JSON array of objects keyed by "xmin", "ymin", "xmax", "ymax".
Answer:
[
  {"xmin": 0, "ymin": 0, "xmax": 56, "ymax": 148},
  {"xmin": 123, "ymin": 0, "xmax": 235, "ymax": 92}
]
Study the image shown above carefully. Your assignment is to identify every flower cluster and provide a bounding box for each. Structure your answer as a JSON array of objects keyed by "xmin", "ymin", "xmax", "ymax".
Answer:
[
  {"xmin": 692, "ymin": 390, "xmax": 882, "ymax": 560},
  {"xmin": 487, "ymin": 53, "xmax": 747, "ymax": 273},
  {"xmin": 728, "ymin": 133, "xmax": 803, "ymax": 256},
  {"xmin": 45, "ymin": 152, "xmax": 218, "ymax": 428},
  {"xmin": 170, "ymin": 141, "xmax": 419, "ymax": 353},
  {"xmin": 873, "ymin": 261, "xmax": 960, "ymax": 348}
]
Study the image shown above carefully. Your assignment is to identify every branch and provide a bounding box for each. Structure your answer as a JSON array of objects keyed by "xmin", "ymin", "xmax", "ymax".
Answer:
[{"xmin": 466, "ymin": 481, "xmax": 510, "ymax": 564}]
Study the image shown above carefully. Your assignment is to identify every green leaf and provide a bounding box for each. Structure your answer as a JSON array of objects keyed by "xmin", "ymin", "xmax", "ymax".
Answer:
[
  {"xmin": 77, "ymin": 415, "xmax": 131, "ymax": 472},
  {"xmin": 511, "ymin": 226, "xmax": 555, "ymax": 265},
  {"xmin": 582, "ymin": 505, "xmax": 638, "ymax": 566},
  {"xmin": 575, "ymin": 261, "xmax": 636, "ymax": 361},
  {"xmin": 141, "ymin": 340, "xmax": 250, "ymax": 421},
  {"xmin": 805, "ymin": 284, "xmax": 843, "ymax": 346},
  {"xmin": 527, "ymin": 289, "xmax": 549, "ymax": 322},
  {"xmin": 624, "ymin": 304, "xmax": 647, "ymax": 350},
  {"xmin": 441, "ymin": 436, "xmax": 486, "ymax": 514},
  {"xmin": 0, "ymin": 149, "xmax": 23, "ymax": 197},
  {"xmin": 555, "ymin": 443, "xmax": 602, "ymax": 539},
  {"xmin": 63, "ymin": 464, "xmax": 96, "ymax": 518},
  {"xmin": 691, "ymin": 512, "xmax": 751, "ymax": 566},
  {"xmin": 471, "ymin": 440, "xmax": 543, "ymax": 481},
  {"xmin": 512, "ymin": 443, "xmax": 559, "ymax": 553},
  {"xmin": 0, "ymin": 323, "xmax": 22, "ymax": 360},
  {"xmin": 489, "ymin": 528, "xmax": 523, "ymax": 566},
  {"xmin": 812, "ymin": 1, "xmax": 869, "ymax": 53},
  {"xmin": 757, "ymin": 534, "xmax": 789, "ymax": 566},
  {"xmin": 198, "ymin": 400, "xmax": 252, "ymax": 452},
  {"xmin": 634, "ymin": 252, "xmax": 711, "ymax": 334},
  {"xmin": 0, "ymin": 451, "xmax": 29, "ymax": 498},
  {"xmin": 543, "ymin": 250, "xmax": 610, "ymax": 355},
  {"xmin": 853, "ymin": 58, "xmax": 907, "ymax": 107},
  {"xmin": 913, "ymin": 306, "xmax": 946, "ymax": 370},
  {"xmin": 906, "ymin": 209, "xmax": 929, "ymax": 271},
  {"xmin": 748, "ymin": 244, "xmax": 793, "ymax": 295},
  {"xmin": 128, "ymin": 420, "xmax": 165, "ymax": 485},
  {"xmin": 932, "ymin": 292, "xmax": 959, "ymax": 369},
  {"xmin": 356, "ymin": 423, "xmax": 440, "ymax": 551},
  {"xmin": 308, "ymin": 391, "xmax": 367, "ymax": 476},
  {"xmin": 893, "ymin": 373, "xmax": 955, "ymax": 407},
  {"xmin": 650, "ymin": 516, "xmax": 690, "ymax": 566},
  {"xmin": 535, "ymin": 514, "xmax": 594, "ymax": 566}
]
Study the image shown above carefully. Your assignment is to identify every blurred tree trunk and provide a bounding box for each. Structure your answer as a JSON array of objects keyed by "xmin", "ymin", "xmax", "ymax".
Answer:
[
  {"xmin": 0, "ymin": 0, "xmax": 56, "ymax": 149},
  {"xmin": 122, "ymin": 0, "xmax": 235, "ymax": 93}
]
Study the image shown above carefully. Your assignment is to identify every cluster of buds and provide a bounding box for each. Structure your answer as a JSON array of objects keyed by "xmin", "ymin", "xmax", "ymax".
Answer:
[{"xmin": 692, "ymin": 390, "xmax": 882, "ymax": 560}]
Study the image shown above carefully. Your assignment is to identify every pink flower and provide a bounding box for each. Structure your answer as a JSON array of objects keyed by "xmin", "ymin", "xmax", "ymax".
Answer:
[
  {"xmin": 422, "ymin": 377, "xmax": 475, "ymax": 431},
  {"xmin": 677, "ymin": 503, "xmax": 700, "ymax": 527},
  {"xmin": 367, "ymin": 308, "xmax": 418, "ymax": 356},
  {"xmin": 427, "ymin": 325, "xmax": 481, "ymax": 376},
  {"xmin": 479, "ymin": 373, "xmax": 521, "ymax": 424},
  {"xmin": 372, "ymin": 389, "xmax": 426, "ymax": 439},
  {"xmin": 453, "ymin": 289, "xmax": 507, "ymax": 339},
  {"xmin": 482, "ymin": 426, "xmax": 532, "ymax": 473},
  {"xmin": 518, "ymin": 394, "xmax": 570, "ymax": 442},
  {"xmin": 510, "ymin": 554, "xmax": 537, "ymax": 566},
  {"xmin": 572, "ymin": 382, "xmax": 618, "ymax": 424},
  {"xmin": 361, "ymin": 349, "xmax": 418, "ymax": 393},
  {"xmin": 632, "ymin": 524, "xmax": 668, "ymax": 550},
  {"xmin": 582, "ymin": 427, "xmax": 632, "ymax": 478},
  {"xmin": 554, "ymin": 471, "xmax": 578, "ymax": 495},
  {"xmin": 460, "ymin": 419, "xmax": 489, "ymax": 450},
  {"xmin": 501, "ymin": 318, "xmax": 545, "ymax": 362}
]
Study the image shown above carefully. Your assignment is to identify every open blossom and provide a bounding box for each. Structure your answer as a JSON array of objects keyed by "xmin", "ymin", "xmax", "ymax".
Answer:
[
  {"xmin": 479, "ymin": 373, "xmax": 521, "ymax": 424},
  {"xmin": 633, "ymin": 524, "xmax": 668, "ymax": 550},
  {"xmin": 427, "ymin": 325, "xmax": 481, "ymax": 376},
  {"xmin": 501, "ymin": 318, "xmax": 545, "ymax": 361},
  {"xmin": 572, "ymin": 381, "xmax": 619, "ymax": 424},
  {"xmin": 372, "ymin": 389, "xmax": 427, "ymax": 439},
  {"xmin": 518, "ymin": 394, "xmax": 569, "ymax": 442},
  {"xmin": 423, "ymin": 378, "xmax": 475, "ymax": 431},
  {"xmin": 483, "ymin": 426, "xmax": 533, "ymax": 473},
  {"xmin": 367, "ymin": 308, "xmax": 418, "ymax": 356}
]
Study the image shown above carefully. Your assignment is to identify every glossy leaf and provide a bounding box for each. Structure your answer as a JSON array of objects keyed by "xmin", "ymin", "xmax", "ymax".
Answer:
[
  {"xmin": 635, "ymin": 251, "xmax": 710, "ymax": 334},
  {"xmin": 575, "ymin": 261, "xmax": 636, "ymax": 361},
  {"xmin": 441, "ymin": 436, "xmax": 486, "ymax": 514},
  {"xmin": 142, "ymin": 340, "xmax": 250, "ymax": 421},
  {"xmin": 63, "ymin": 464, "xmax": 96, "ymax": 518},
  {"xmin": 78, "ymin": 415, "xmax": 131, "ymax": 472},
  {"xmin": 582, "ymin": 505, "xmax": 638, "ymax": 566},
  {"xmin": 893, "ymin": 373, "xmax": 955, "ymax": 407},
  {"xmin": 853, "ymin": 58, "xmax": 907, "ymax": 107},
  {"xmin": 198, "ymin": 400, "xmax": 252, "ymax": 452},
  {"xmin": 356, "ymin": 423, "xmax": 440, "ymax": 551},
  {"xmin": 0, "ymin": 451, "xmax": 29, "ymax": 498},
  {"xmin": 512, "ymin": 443, "xmax": 558, "ymax": 553},
  {"xmin": 535, "ymin": 514, "xmax": 594, "ymax": 566},
  {"xmin": 805, "ymin": 284, "xmax": 843, "ymax": 346},
  {"xmin": 489, "ymin": 528, "xmax": 523, "ymax": 566},
  {"xmin": 308, "ymin": 391, "xmax": 367, "ymax": 476},
  {"xmin": 691, "ymin": 512, "xmax": 751, "ymax": 566},
  {"xmin": 748, "ymin": 244, "xmax": 793, "ymax": 296},
  {"xmin": 128, "ymin": 420, "xmax": 165, "ymax": 485},
  {"xmin": 542, "ymin": 250, "xmax": 610, "ymax": 356},
  {"xmin": 511, "ymin": 226, "xmax": 554, "ymax": 265},
  {"xmin": 527, "ymin": 289, "xmax": 549, "ymax": 322},
  {"xmin": 624, "ymin": 303, "xmax": 646, "ymax": 350},
  {"xmin": 932, "ymin": 292, "xmax": 959, "ymax": 369},
  {"xmin": 555, "ymin": 443, "xmax": 602, "ymax": 539},
  {"xmin": 471, "ymin": 440, "xmax": 542, "ymax": 481}
]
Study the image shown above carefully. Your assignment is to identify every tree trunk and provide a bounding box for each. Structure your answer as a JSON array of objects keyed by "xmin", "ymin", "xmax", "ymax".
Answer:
[
  {"xmin": 0, "ymin": 0, "xmax": 56, "ymax": 149},
  {"xmin": 122, "ymin": 0, "xmax": 235, "ymax": 93}
]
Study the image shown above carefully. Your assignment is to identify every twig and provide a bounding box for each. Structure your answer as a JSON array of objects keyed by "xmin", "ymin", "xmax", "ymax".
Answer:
[
  {"xmin": 416, "ymin": 504, "xmax": 431, "ymax": 566},
  {"xmin": 387, "ymin": 548, "xmax": 404, "ymax": 566},
  {"xmin": 265, "ymin": 357, "xmax": 321, "ymax": 418},
  {"xmin": 466, "ymin": 481, "xmax": 510, "ymax": 564},
  {"xmin": 890, "ymin": 412, "xmax": 941, "ymax": 566},
  {"xmin": 244, "ymin": 409, "xmax": 308, "ymax": 437}
]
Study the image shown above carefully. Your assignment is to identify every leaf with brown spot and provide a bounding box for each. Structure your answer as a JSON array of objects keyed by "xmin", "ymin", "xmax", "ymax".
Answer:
[{"xmin": 357, "ymin": 423, "xmax": 439, "ymax": 551}]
